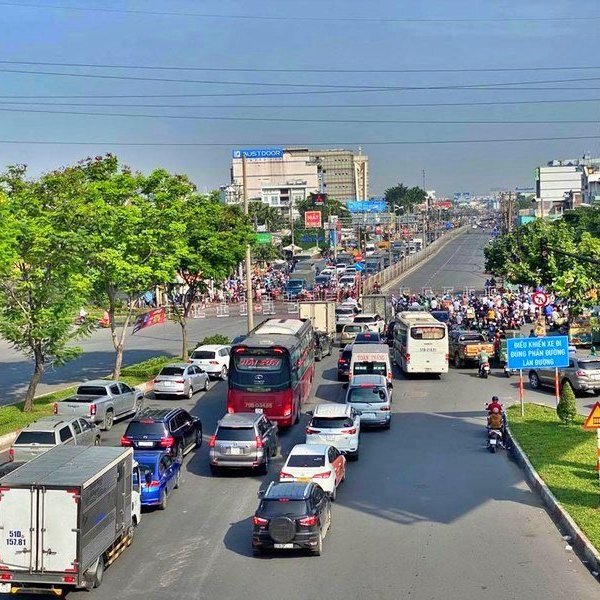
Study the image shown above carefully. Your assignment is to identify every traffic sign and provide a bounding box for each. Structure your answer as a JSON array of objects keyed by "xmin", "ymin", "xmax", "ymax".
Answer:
[
  {"xmin": 583, "ymin": 402, "xmax": 600, "ymax": 430},
  {"xmin": 531, "ymin": 292, "xmax": 548, "ymax": 307},
  {"xmin": 506, "ymin": 336, "xmax": 569, "ymax": 370}
]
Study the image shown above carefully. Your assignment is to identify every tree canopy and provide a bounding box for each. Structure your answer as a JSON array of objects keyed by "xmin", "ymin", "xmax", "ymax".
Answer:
[{"xmin": 384, "ymin": 183, "xmax": 427, "ymax": 213}]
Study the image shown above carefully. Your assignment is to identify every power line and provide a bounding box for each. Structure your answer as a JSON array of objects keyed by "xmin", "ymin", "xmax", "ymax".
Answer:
[
  {"xmin": 1, "ymin": 2, "xmax": 599, "ymax": 23},
  {"xmin": 0, "ymin": 135, "xmax": 597, "ymax": 147},
  {"xmin": 1, "ymin": 67, "xmax": 599, "ymax": 91},
  {"xmin": 0, "ymin": 105, "xmax": 597, "ymax": 125},
  {"xmin": 1, "ymin": 59, "xmax": 600, "ymax": 74}
]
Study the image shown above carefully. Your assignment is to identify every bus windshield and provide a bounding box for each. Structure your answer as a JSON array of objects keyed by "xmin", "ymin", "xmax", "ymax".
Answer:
[
  {"xmin": 230, "ymin": 353, "xmax": 291, "ymax": 391},
  {"xmin": 353, "ymin": 361, "xmax": 387, "ymax": 376}
]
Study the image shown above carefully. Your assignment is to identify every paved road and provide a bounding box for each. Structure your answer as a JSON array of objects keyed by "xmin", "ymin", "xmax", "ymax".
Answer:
[{"xmin": 8, "ymin": 230, "xmax": 599, "ymax": 599}]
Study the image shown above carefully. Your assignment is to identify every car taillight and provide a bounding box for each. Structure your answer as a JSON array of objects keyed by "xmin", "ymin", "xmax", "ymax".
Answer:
[
  {"xmin": 306, "ymin": 427, "xmax": 317, "ymax": 435},
  {"xmin": 144, "ymin": 480, "xmax": 161, "ymax": 489},
  {"xmin": 576, "ymin": 370, "xmax": 586, "ymax": 377},
  {"xmin": 120, "ymin": 436, "xmax": 132, "ymax": 447},
  {"xmin": 153, "ymin": 379, "xmax": 159, "ymax": 384},
  {"xmin": 341, "ymin": 428, "xmax": 356, "ymax": 434},
  {"xmin": 279, "ymin": 471, "xmax": 294, "ymax": 479},
  {"xmin": 53, "ymin": 402, "xmax": 58, "ymax": 414},
  {"xmin": 298, "ymin": 515, "xmax": 318, "ymax": 527},
  {"xmin": 175, "ymin": 379, "xmax": 185, "ymax": 384},
  {"xmin": 209, "ymin": 361, "xmax": 219, "ymax": 365},
  {"xmin": 62, "ymin": 576, "xmax": 76, "ymax": 584},
  {"xmin": 253, "ymin": 516, "xmax": 269, "ymax": 526},
  {"xmin": 338, "ymin": 360, "xmax": 348, "ymax": 365},
  {"xmin": 90, "ymin": 404, "xmax": 96, "ymax": 416},
  {"xmin": 208, "ymin": 434, "xmax": 216, "ymax": 448},
  {"xmin": 0, "ymin": 573, "xmax": 12, "ymax": 581},
  {"xmin": 380, "ymin": 406, "xmax": 391, "ymax": 411},
  {"xmin": 159, "ymin": 436, "xmax": 175, "ymax": 448},
  {"xmin": 8, "ymin": 448, "xmax": 14, "ymax": 462},
  {"xmin": 255, "ymin": 435, "xmax": 264, "ymax": 449},
  {"xmin": 313, "ymin": 471, "xmax": 331, "ymax": 479}
]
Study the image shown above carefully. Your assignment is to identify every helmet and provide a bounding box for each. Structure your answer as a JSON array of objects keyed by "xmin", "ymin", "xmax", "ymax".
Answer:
[
  {"xmin": 491, "ymin": 395, "xmax": 499, "ymax": 402},
  {"xmin": 492, "ymin": 407, "xmax": 500, "ymax": 414}
]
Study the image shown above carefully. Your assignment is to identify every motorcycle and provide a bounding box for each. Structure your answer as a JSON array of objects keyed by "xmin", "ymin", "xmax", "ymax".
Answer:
[
  {"xmin": 487, "ymin": 428, "xmax": 503, "ymax": 453},
  {"xmin": 478, "ymin": 362, "xmax": 490, "ymax": 379},
  {"xmin": 503, "ymin": 364, "xmax": 513, "ymax": 378}
]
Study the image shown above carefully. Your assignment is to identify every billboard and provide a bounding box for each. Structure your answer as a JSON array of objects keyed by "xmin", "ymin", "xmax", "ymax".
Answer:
[
  {"xmin": 232, "ymin": 147, "xmax": 283, "ymax": 159},
  {"xmin": 506, "ymin": 336, "xmax": 569, "ymax": 370},
  {"xmin": 304, "ymin": 210, "xmax": 322, "ymax": 228},
  {"xmin": 434, "ymin": 201, "xmax": 452, "ymax": 210},
  {"xmin": 132, "ymin": 307, "xmax": 166, "ymax": 335},
  {"xmin": 346, "ymin": 200, "xmax": 387, "ymax": 213},
  {"xmin": 453, "ymin": 192, "xmax": 471, "ymax": 203}
]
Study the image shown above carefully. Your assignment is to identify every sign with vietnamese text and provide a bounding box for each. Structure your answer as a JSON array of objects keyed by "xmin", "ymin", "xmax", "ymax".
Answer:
[
  {"xmin": 506, "ymin": 336, "xmax": 569, "ymax": 370},
  {"xmin": 346, "ymin": 200, "xmax": 387, "ymax": 214},
  {"xmin": 304, "ymin": 210, "xmax": 322, "ymax": 228},
  {"xmin": 255, "ymin": 233, "xmax": 273, "ymax": 245},
  {"xmin": 232, "ymin": 147, "xmax": 283, "ymax": 159},
  {"xmin": 132, "ymin": 307, "xmax": 166, "ymax": 335}
]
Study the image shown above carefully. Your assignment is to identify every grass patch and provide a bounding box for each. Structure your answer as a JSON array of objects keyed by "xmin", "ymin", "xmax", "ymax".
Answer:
[
  {"xmin": 507, "ymin": 403, "xmax": 600, "ymax": 552},
  {"xmin": 0, "ymin": 357, "xmax": 174, "ymax": 438}
]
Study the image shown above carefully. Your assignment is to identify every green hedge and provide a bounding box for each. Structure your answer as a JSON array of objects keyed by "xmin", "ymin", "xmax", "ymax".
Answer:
[{"xmin": 120, "ymin": 355, "xmax": 176, "ymax": 380}]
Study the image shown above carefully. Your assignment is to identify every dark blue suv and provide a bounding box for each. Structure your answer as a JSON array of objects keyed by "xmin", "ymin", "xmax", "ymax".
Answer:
[{"xmin": 134, "ymin": 450, "xmax": 181, "ymax": 510}]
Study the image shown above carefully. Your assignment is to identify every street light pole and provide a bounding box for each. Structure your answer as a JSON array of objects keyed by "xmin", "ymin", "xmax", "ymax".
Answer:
[{"xmin": 242, "ymin": 156, "xmax": 254, "ymax": 332}]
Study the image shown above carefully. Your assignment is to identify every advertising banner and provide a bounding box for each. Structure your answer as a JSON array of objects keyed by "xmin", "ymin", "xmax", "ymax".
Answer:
[
  {"xmin": 132, "ymin": 307, "xmax": 166, "ymax": 335},
  {"xmin": 346, "ymin": 200, "xmax": 387, "ymax": 214},
  {"xmin": 232, "ymin": 148, "xmax": 283, "ymax": 159},
  {"xmin": 304, "ymin": 210, "xmax": 322, "ymax": 228}
]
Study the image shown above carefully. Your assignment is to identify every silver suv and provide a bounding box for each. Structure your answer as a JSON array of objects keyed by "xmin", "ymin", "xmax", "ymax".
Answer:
[
  {"xmin": 529, "ymin": 355, "xmax": 600, "ymax": 395},
  {"xmin": 209, "ymin": 413, "xmax": 278, "ymax": 475},
  {"xmin": 9, "ymin": 416, "xmax": 101, "ymax": 462}
]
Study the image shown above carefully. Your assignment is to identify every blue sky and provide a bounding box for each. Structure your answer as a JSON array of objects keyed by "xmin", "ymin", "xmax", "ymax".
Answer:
[{"xmin": 0, "ymin": 0, "xmax": 599, "ymax": 196}]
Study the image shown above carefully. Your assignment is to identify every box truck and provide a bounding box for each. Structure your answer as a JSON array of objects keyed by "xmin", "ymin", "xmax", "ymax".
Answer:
[
  {"xmin": 0, "ymin": 446, "xmax": 141, "ymax": 594},
  {"xmin": 299, "ymin": 301, "xmax": 336, "ymax": 360}
]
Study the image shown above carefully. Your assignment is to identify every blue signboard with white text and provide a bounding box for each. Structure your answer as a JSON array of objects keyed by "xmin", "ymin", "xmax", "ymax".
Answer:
[
  {"xmin": 506, "ymin": 336, "xmax": 569, "ymax": 370},
  {"xmin": 232, "ymin": 148, "xmax": 283, "ymax": 159},
  {"xmin": 346, "ymin": 200, "xmax": 387, "ymax": 213}
]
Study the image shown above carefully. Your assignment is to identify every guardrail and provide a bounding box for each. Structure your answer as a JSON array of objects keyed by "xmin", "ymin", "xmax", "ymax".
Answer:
[{"xmin": 365, "ymin": 226, "xmax": 469, "ymax": 293}]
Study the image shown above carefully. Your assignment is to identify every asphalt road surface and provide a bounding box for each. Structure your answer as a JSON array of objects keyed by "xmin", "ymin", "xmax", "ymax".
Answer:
[{"xmin": 7, "ymin": 229, "xmax": 599, "ymax": 599}]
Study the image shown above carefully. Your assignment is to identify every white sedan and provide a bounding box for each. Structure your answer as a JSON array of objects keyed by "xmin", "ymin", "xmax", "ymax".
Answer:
[{"xmin": 279, "ymin": 444, "xmax": 346, "ymax": 500}]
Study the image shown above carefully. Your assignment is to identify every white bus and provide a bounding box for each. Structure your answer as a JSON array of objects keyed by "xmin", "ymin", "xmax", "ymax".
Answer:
[{"xmin": 393, "ymin": 311, "xmax": 449, "ymax": 375}]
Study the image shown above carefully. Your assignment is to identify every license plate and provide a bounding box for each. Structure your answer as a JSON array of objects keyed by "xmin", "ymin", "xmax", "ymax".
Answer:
[
  {"xmin": 229, "ymin": 447, "xmax": 242, "ymax": 455},
  {"xmin": 325, "ymin": 435, "xmax": 336, "ymax": 441},
  {"xmin": 162, "ymin": 381, "xmax": 174, "ymax": 387},
  {"xmin": 138, "ymin": 441, "xmax": 154, "ymax": 447},
  {"xmin": 274, "ymin": 543, "xmax": 294, "ymax": 549},
  {"xmin": 489, "ymin": 438, "xmax": 497, "ymax": 446},
  {"xmin": 362, "ymin": 412, "xmax": 375, "ymax": 418},
  {"xmin": 0, "ymin": 583, "xmax": 10, "ymax": 593},
  {"xmin": 297, "ymin": 476, "xmax": 311, "ymax": 482}
]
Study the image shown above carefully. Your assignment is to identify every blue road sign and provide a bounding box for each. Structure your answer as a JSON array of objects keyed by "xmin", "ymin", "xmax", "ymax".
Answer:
[
  {"xmin": 346, "ymin": 200, "xmax": 387, "ymax": 213},
  {"xmin": 506, "ymin": 336, "xmax": 570, "ymax": 370}
]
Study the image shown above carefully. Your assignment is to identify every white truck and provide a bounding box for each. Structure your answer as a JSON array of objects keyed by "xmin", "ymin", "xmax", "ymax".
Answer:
[
  {"xmin": 299, "ymin": 301, "xmax": 336, "ymax": 361},
  {"xmin": 0, "ymin": 446, "xmax": 141, "ymax": 595},
  {"xmin": 360, "ymin": 294, "xmax": 393, "ymax": 325}
]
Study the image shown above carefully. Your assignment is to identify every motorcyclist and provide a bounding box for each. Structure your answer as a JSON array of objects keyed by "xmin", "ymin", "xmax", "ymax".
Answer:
[
  {"xmin": 478, "ymin": 348, "xmax": 490, "ymax": 376},
  {"xmin": 488, "ymin": 407, "xmax": 503, "ymax": 431},
  {"xmin": 485, "ymin": 396, "xmax": 507, "ymax": 434}
]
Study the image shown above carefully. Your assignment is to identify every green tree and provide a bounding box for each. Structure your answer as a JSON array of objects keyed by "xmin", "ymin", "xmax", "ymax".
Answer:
[
  {"xmin": 169, "ymin": 196, "xmax": 252, "ymax": 359},
  {"xmin": 0, "ymin": 166, "xmax": 92, "ymax": 411},
  {"xmin": 252, "ymin": 243, "xmax": 281, "ymax": 263},
  {"xmin": 557, "ymin": 382, "xmax": 577, "ymax": 424},
  {"xmin": 248, "ymin": 201, "xmax": 285, "ymax": 232},
  {"xmin": 384, "ymin": 183, "xmax": 426, "ymax": 213},
  {"xmin": 71, "ymin": 156, "xmax": 186, "ymax": 379}
]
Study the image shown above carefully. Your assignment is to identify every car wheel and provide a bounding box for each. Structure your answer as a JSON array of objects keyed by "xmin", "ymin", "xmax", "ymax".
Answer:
[
  {"xmin": 252, "ymin": 547, "xmax": 263, "ymax": 557},
  {"xmin": 187, "ymin": 386, "xmax": 194, "ymax": 399},
  {"xmin": 132, "ymin": 397, "xmax": 143, "ymax": 414},
  {"xmin": 294, "ymin": 410, "xmax": 300, "ymax": 425},
  {"xmin": 529, "ymin": 371, "xmax": 540, "ymax": 390},
  {"xmin": 330, "ymin": 485, "xmax": 337, "ymax": 502},
  {"xmin": 349, "ymin": 448, "xmax": 359, "ymax": 462},
  {"xmin": 174, "ymin": 470, "xmax": 181, "ymax": 489},
  {"xmin": 195, "ymin": 429, "xmax": 202, "ymax": 449},
  {"xmin": 384, "ymin": 418, "xmax": 391, "ymax": 430},
  {"xmin": 210, "ymin": 465, "xmax": 220, "ymax": 477},
  {"xmin": 175, "ymin": 444, "xmax": 184, "ymax": 463},
  {"xmin": 258, "ymin": 453, "xmax": 269, "ymax": 475},
  {"xmin": 94, "ymin": 436, "xmax": 101, "ymax": 446},
  {"xmin": 158, "ymin": 489, "xmax": 168, "ymax": 510},
  {"xmin": 220, "ymin": 366, "xmax": 228, "ymax": 380},
  {"xmin": 203, "ymin": 377, "xmax": 209, "ymax": 391},
  {"xmin": 102, "ymin": 410, "xmax": 114, "ymax": 431},
  {"xmin": 154, "ymin": 392, "xmax": 162, "ymax": 400},
  {"xmin": 311, "ymin": 532, "xmax": 323, "ymax": 556},
  {"xmin": 86, "ymin": 557, "xmax": 104, "ymax": 590}
]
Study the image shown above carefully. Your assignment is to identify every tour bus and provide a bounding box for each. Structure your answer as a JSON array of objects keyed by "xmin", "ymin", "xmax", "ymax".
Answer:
[
  {"xmin": 393, "ymin": 311, "xmax": 449, "ymax": 375},
  {"xmin": 349, "ymin": 344, "xmax": 393, "ymax": 385},
  {"xmin": 227, "ymin": 319, "xmax": 315, "ymax": 427}
]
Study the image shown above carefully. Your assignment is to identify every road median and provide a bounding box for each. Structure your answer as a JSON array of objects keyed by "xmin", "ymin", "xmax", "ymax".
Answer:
[{"xmin": 506, "ymin": 403, "xmax": 600, "ymax": 577}]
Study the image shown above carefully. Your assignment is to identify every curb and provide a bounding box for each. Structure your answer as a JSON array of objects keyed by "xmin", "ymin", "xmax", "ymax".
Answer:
[
  {"xmin": 506, "ymin": 426, "xmax": 600, "ymax": 577},
  {"xmin": 0, "ymin": 378, "xmax": 155, "ymax": 454},
  {"xmin": 381, "ymin": 228, "xmax": 467, "ymax": 293}
]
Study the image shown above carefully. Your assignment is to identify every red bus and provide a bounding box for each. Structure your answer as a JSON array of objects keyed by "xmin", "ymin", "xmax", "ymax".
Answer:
[{"xmin": 227, "ymin": 318, "xmax": 315, "ymax": 427}]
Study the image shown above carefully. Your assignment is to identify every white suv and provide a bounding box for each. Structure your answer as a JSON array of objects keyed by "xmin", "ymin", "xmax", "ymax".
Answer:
[
  {"xmin": 305, "ymin": 404, "xmax": 361, "ymax": 461},
  {"xmin": 189, "ymin": 344, "xmax": 230, "ymax": 380},
  {"xmin": 353, "ymin": 313, "xmax": 385, "ymax": 334}
]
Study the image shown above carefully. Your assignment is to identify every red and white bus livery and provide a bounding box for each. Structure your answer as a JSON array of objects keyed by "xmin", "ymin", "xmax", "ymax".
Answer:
[{"xmin": 227, "ymin": 319, "xmax": 315, "ymax": 427}]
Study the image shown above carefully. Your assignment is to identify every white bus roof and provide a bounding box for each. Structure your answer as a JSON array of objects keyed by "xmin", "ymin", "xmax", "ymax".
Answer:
[
  {"xmin": 254, "ymin": 318, "xmax": 306, "ymax": 336},
  {"xmin": 396, "ymin": 311, "xmax": 440, "ymax": 324}
]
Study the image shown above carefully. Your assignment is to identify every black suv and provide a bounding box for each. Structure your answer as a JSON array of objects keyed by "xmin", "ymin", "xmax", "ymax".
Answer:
[
  {"xmin": 121, "ymin": 408, "xmax": 202, "ymax": 461},
  {"xmin": 252, "ymin": 482, "xmax": 331, "ymax": 556},
  {"xmin": 337, "ymin": 344, "xmax": 353, "ymax": 381}
]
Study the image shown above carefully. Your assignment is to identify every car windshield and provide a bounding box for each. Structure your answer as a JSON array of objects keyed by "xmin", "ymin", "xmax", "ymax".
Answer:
[
  {"xmin": 459, "ymin": 334, "xmax": 485, "ymax": 342},
  {"xmin": 159, "ymin": 367, "xmax": 185, "ymax": 376},
  {"xmin": 578, "ymin": 360, "xmax": 600, "ymax": 370},
  {"xmin": 287, "ymin": 454, "xmax": 325, "ymax": 467},
  {"xmin": 191, "ymin": 350, "xmax": 215, "ymax": 360},
  {"xmin": 344, "ymin": 325, "xmax": 363, "ymax": 333},
  {"xmin": 75, "ymin": 385, "xmax": 107, "ymax": 396},
  {"xmin": 125, "ymin": 422, "xmax": 166, "ymax": 437},
  {"xmin": 216, "ymin": 426, "xmax": 255, "ymax": 441},
  {"xmin": 137, "ymin": 462, "xmax": 157, "ymax": 480},
  {"xmin": 310, "ymin": 417, "xmax": 353, "ymax": 429},
  {"xmin": 259, "ymin": 499, "xmax": 308, "ymax": 517},
  {"xmin": 287, "ymin": 280, "xmax": 304, "ymax": 287},
  {"xmin": 354, "ymin": 316, "xmax": 377, "ymax": 323},
  {"xmin": 336, "ymin": 308, "xmax": 354, "ymax": 316},
  {"xmin": 347, "ymin": 387, "xmax": 387, "ymax": 403},
  {"xmin": 14, "ymin": 431, "xmax": 55, "ymax": 445}
]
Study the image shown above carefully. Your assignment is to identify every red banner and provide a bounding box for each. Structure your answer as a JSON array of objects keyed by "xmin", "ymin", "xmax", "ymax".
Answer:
[
  {"xmin": 434, "ymin": 201, "xmax": 452, "ymax": 210},
  {"xmin": 132, "ymin": 307, "xmax": 166, "ymax": 335},
  {"xmin": 304, "ymin": 210, "xmax": 322, "ymax": 228}
]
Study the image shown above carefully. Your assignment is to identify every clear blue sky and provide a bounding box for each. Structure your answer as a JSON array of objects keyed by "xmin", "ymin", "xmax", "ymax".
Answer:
[{"xmin": 1, "ymin": 0, "xmax": 599, "ymax": 196}]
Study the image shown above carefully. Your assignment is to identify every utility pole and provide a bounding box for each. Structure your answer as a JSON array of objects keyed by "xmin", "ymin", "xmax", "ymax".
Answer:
[{"xmin": 242, "ymin": 156, "xmax": 254, "ymax": 332}]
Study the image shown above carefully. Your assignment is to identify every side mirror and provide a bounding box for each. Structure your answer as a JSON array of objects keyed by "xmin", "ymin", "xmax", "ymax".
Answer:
[
  {"xmin": 387, "ymin": 382, "xmax": 394, "ymax": 389},
  {"xmin": 257, "ymin": 489, "xmax": 266, "ymax": 499},
  {"xmin": 306, "ymin": 410, "xmax": 313, "ymax": 417},
  {"xmin": 198, "ymin": 368, "xmax": 205, "ymax": 374}
]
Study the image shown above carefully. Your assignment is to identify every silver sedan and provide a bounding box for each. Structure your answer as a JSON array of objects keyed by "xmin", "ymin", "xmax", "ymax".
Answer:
[{"xmin": 153, "ymin": 363, "xmax": 209, "ymax": 399}]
